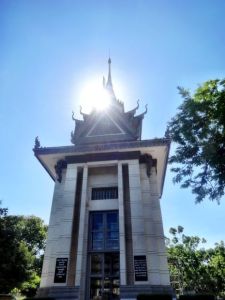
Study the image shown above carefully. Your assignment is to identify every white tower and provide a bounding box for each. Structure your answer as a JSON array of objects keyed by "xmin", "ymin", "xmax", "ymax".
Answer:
[{"xmin": 34, "ymin": 59, "xmax": 172, "ymax": 300}]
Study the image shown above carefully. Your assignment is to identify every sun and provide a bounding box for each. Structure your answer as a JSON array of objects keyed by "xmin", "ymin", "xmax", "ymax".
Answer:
[{"xmin": 79, "ymin": 77, "xmax": 110, "ymax": 112}]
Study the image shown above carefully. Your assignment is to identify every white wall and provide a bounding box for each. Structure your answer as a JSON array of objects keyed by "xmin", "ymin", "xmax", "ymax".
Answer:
[
  {"xmin": 140, "ymin": 164, "xmax": 170, "ymax": 285},
  {"xmin": 40, "ymin": 165, "xmax": 77, "ymax": 287}
]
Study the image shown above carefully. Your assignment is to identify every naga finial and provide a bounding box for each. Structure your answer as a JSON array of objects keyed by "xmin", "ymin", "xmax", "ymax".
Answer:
[
  {"xmin": 136, "ymin": 99, "xmax": 140, "ymax": 110},
  {"xmin": 144, "ymin": 104, "xmax": 148, "ymax": 114},
  {"xmin": 72, "ymin": 111, "xmax": 76, "ymax": 121},
  {"xmin": 34, "ymin": 136, "xmax": 40, "ymax": 149},
  {"xmin": 80, "ymin": 105, "xmax": 83, "ymax": 116}
]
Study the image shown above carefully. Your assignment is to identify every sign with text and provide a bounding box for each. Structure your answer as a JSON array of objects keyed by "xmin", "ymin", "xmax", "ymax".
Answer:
[
  {"xmin": 134, "ymin": 255, "xmax": 148, "ymax": 281},
  {"xmin": 54, "ymin": 257, "xmax": 68, "ymax": 283}
]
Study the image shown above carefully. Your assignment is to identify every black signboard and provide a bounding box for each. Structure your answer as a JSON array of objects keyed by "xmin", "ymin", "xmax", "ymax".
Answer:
[
  {"xmin": 134, "ymin": 255, "xmax": 148, "ymax": 281},
  {"xmin": 54, "ymin": 258, "xmax": 68, "ymax": 283}
]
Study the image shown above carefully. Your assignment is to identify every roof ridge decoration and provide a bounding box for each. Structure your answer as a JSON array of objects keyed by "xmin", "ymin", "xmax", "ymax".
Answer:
[{"xmin": 71, "ymin": 59, "xmax": 148, "ymax": 145}]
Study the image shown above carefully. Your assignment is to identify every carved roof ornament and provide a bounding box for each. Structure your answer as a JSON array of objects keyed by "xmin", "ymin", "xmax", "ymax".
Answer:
[
  {"xmin": 55, "ymin": 159, "xmax": 67, "ymax": 182},
  {"xmin": 79, "ymin": 105, "xmax": 90, "ymax": 121},
  {"xmin": 140, "ymin": 153, "xmax": 157, "ymax": 178},
  {"xmin": 125, "ymin": 99, "xmax": 140, "ymax": 118},
  {"xmin": 139, "ymin": 104, "xmax": 148, "ymax": 118},
  {"xmin": 144, "ymin": 104, "xmax": 148, "ymax": 114},
  {"xmin": 34, "ymin": 136, "xmax": 41, "ymax": 149},
  {"xmin": 70, "ymin": 59, "xmax": 149, "ymax": 145}
]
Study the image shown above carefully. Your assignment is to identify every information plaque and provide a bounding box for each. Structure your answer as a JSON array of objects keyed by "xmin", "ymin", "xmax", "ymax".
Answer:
[
  {"xmin": 134, "ymin": 255, "xmax": 148, "ymax": 281},
  {"xmin": 54, "ymin": 257, "xmax": 68, "ymax": 283}
]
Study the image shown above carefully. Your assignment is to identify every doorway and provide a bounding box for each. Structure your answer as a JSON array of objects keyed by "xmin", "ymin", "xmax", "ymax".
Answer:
[
  {"xmin": 89, "ymin": 253, "xmax": 120, "ymax": 300},
  {"xmin": 88, "ymin": 211, "xmax": 120, "ymax": 300}
]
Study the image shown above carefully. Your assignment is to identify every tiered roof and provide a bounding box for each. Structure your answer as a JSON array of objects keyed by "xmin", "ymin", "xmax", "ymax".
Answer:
[{"xmin": 71, "ymin": 58, "xmax": 148, "ymax": 145}]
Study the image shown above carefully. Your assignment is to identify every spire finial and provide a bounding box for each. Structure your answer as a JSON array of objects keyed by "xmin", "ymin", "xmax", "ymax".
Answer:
[
  {"xmin": 107, "ymin": 57, "xmax": 112, "ymax": 87},
  {"xmin": 105, "ymin": 57, "xmax": 116, "ymax": 99}
]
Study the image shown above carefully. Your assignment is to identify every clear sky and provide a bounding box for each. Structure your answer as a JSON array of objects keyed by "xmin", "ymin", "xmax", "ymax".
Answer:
[{"xmin": 1, "ymin": 0, "xmax": 225, "ymax": 247}]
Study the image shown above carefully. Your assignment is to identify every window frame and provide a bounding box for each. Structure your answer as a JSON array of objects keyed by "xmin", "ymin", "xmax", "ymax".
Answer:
[
  {"xmin": 91, "ymin": 187, "xmax": 118, "ymax": 200},
  {"xmin": 89, "ymin": 211, "xmax": 119, "ymax": 251}
]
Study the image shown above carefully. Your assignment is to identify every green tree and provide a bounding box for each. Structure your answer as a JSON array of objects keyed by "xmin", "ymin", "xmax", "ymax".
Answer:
[
  {"xmin": 208, "ymin": 241, "xmax": 225, "ymax": 297},
  {"xmin": 167, "ymin": 226, "xmax": 225, "ymax": 297},
  {"xmin": 167, "ymin": 79, "xmax": 225, "ymax": 202},
  {"xmin": 0, "ymin": 203, "xmax": 47, "ymax": 295},
  {"xmin": 167, "ymin": 226, "xmax": 208, "ymax": 295}
]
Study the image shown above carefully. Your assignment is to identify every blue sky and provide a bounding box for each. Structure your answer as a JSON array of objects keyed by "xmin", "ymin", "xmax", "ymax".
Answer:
[{"xmin": 1, "ymin": 0, "xmax": 225, "ymax": 247}]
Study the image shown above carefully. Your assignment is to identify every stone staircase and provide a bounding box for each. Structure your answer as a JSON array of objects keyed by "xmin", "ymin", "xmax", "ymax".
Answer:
[{"xmin": 37, "ymin": 286, "xmax": 79, "ymax": 300}]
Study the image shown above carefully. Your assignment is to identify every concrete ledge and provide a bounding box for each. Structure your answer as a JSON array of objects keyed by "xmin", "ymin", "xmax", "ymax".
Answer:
[
  {"xmin": 120, "ymin": 285, "xmax": 173, "ymax": 299},
  {"xmin": 36, "ymin": 287, "xmax": 79, "ymax": 300}
]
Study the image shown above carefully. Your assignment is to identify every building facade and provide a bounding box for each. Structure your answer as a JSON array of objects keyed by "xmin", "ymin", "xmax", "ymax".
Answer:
[{"xmin": 34, "ymin": 59, "xmax": 172, "ymax": 300}]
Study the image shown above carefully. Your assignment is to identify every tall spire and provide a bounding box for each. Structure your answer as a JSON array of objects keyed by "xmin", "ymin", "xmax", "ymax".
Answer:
[
  {"xmin": 105, "ymin": 57, "xmax": 116, "ymax": 98},
  {"xmin": 106, "ymin": 57, "xmax": 112, "ymax": 87}
]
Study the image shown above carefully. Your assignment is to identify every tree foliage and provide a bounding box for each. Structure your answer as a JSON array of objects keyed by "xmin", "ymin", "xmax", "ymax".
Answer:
[
  {"xmin": 167, "ymin": 226, "xmax": 225, "ymax": 297},
  {"xmin": 0, "ymin": 202, "xmax": 47, "ymax": 295},
  {"xmin": 167, "ymin": 79, "xmax": 225, "ymax": 202}
]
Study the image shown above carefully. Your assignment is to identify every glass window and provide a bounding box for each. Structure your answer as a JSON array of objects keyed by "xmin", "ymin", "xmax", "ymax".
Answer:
[
  {"xmin": 92, "ymin": 187, "xmax": 118, "ymax": 200},
  {"xmin": 106, "ymin": 212, "xmax": 119, "ymax": 230},
  {"xmin": 90, "ymin": 211, "xmax": 119, "ymax": 251},
  {"xmin": 92, "ymin": 214, "xmax": 103, "ymax": 230}
]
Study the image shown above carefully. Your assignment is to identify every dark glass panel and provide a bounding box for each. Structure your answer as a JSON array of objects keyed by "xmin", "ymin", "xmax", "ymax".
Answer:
[
  {"xmin": 106, "ymin": 212, "xmax": 118, "ymax": 230},
  {"xmin": 104, "ymin": 254, "xmax": 111, "ymax": 275},
  {"xmin": 107, "ymin": 231, "xmax": 119, "ymax": 240},
  {"xmin": 106, "ymin": 240, "xmax": 119, "ymax": 250},
  {"xmin": 92, "ymin": 231, "xmax": 104, "ymax": 250},
  {"xmin": 112, "ymin": 255, "xmax": 119, "ymax": 276},
  {"xmin": 92, "ymin": 240, "xmax": 104, "ymax": 250},
  {"xmin": 106, "ymin": 230, "xmax": 119, "ymax": 250},
  {"xmin": 92, "ymin": 214, "xmax": 103, "ymax": 230},
  {"xmin": 93, "ymin": 231, "xmax": 104, "ymax": 240},
  {"xmin": 91, "ymin": 254, "xmax": 102, "ymax": 275}
]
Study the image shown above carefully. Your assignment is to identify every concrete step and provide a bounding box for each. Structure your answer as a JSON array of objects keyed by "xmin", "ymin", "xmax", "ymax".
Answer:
[
  {"xmin": 49, "ymin": 287, "xmax": 79, "ymax": 300},
  {"xmin": 37, "ymin": 287, "xmax": 79, "ymax": 300}
]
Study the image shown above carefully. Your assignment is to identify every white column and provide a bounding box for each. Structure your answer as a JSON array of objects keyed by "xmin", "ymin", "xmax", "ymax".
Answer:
[
  {"xmin": 75, "ymin": 165, "xmax": 88, "ymax": 287},
  {"xmin": 118, "ymin": 162, "xmax": 126, "ymax": 285},
  {"xmin": 140, "ymin": 165, "xmax": 170, "ymax": 285},
  {"xmin": 128, "ymin": 160, "xmax": 147, "ymax": 283},
  {"xmin": 148, "ymin": 167, "xmax": 170, "ymax": 285},
  {"xmin": 40, "ymin": 178, "xmax": 65, "ymax": 287},
  {"xmin": 40, "ymin": 164, "xmax": 78, "ymax": 287}
]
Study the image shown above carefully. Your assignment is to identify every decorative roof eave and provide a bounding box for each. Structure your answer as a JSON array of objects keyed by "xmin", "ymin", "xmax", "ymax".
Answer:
[
  {"xmin": 33, "ymin": 138, "xmax": 171, "ymax": 156},
  {"xmin": 33, "ymin": 150, "xmax": 55, "ymax": 181},
  {"xmin": 33, "ymin": 137, "xmax": 171, "ymax": 197}
]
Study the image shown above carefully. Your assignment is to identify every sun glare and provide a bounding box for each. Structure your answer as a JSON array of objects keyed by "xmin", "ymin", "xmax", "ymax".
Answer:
[{"xmin": 79, "ymin": 78, "xmax": 110, "ymax": 112}]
